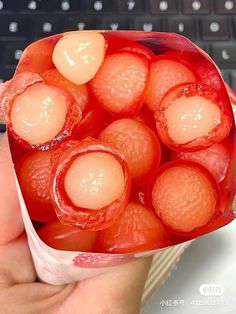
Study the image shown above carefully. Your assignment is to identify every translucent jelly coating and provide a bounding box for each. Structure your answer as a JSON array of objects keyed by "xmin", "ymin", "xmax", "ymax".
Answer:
[
  {"xmin": 105, "ymin": 36, "xmax": 155, "ymax": 60},
  {"xmin": 96, "ymin": 202, "xmax": 170, "ymax": 253},
  {"xmin": 37, "ymin": 220, "xmax": 98, "ymax": 251},
  {"xmin": 41, "ymin": 69, "xmax": 88, "ymax": 112},
  {"xmin": 90, "ymin": 52, "xmax": 149, "ymax": 116},
  {"xmin": 53, "ymin": 32, "xmax": 106, "ymax": 85},
  {"xmin": 64, "ymin": 152, "xmax": 125, "ymax": 210},
  {"xmin": 1, "ymin": 72, "xmax": 82, "ymax": 150},
  {"xmin": 155, "ymin": 83, "xmax": 233, "ymax": 152},
  {"xmin": 51, "ymin": 139, "xmax": 131, "ymax": 231},
  {"xmin": 152, "ymin": 161, "xmax": 220, "ymax": 234},
  {"xmin": 11, "ymin": 83, "xmax": 68, "ymax": 145},
  {"xmin": 99, "ymin": 119, "xmax": 161, "ymax": 181},
  {"xmin": 74, "ymin": 106, "xmax": 108, "ymax": 140},
  {"xmin": 172, "ymin": 141, "xmax": 231, "ymax": 183},
  {"xmin": 16, "ymin": 150, "xmax": 56, "ymax": 222},
  {"xmin": 15, "ymin": 34, "xmax": 62, "ymax": 75},
  {"xmin": 165, "ymin": 95, "xmax": 221, "ymax": 144},
  {"xmin": 145, "ymin": 56, "xmax": 198, "ymax": 112}
]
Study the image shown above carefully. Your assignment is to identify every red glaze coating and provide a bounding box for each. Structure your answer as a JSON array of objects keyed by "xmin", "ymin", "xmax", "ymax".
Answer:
[
  {"xmin": 50, "ymin": 138, "xmax": 131, "ymax": 231},
  {"xmin": 99, "ymin": 118, "xmax": 161, "ymax": 183},
  {"xmin": 90, "ymin": 51, "xmax": 149, "ymax": 117},
  {"xmin": 145, "ymin": 54, "xmax": 199, "ymax": 112},
  {"xmin": 41, "ymin": 68, "xmax": 89, "ymax": 113},
  {"xmin": 155, "ymin": 82, "xmax": 233, "ymax": 152},
  {"xmin": 96, "ymin": 202, "xmax": 170, "ymax": 253},
  {"xmin": 151, "ymin": 160, "xmax": 221, "ymax": 235},
  {"xmin": 1, "ymin": 72, "xmax": 82, "ymax": 150},
  {"xmin": 172, "ymin": 139, "xmax": 232, "ymax": 183},
  {"xmin": 37, "ymin": 220, "xmax": 98, "ymax": 251},
  {"xmin": 105, "ymin": 36, "xmax": 155, "ymax": 60},
  {"xmin": 15, "ymin": 34, "xmax": 62, "ymax": 75},
  {"xmin": 16, "ymin": 150, "xmax": 56, "ymax": 222}
]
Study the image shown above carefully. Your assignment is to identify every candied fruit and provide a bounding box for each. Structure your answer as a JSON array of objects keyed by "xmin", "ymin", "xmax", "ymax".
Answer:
[{"xmin": 152, "ymin": 161, "xmax": 220, "ymax": 234}]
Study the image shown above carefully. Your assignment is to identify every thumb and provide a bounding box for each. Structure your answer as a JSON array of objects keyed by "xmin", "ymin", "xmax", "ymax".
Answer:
[{"xmin": 0, "ymin": 134, "xmax": 24, "ymax": 245}]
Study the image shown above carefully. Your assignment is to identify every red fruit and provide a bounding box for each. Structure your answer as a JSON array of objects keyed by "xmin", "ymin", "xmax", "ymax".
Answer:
[
  {"xmin": 96, "ymin": 202, "xmax": 170, "ymax": 253},
  {"xmin": 152, "ymin": 160, "xmax": 220, "ymax": 234},
  {"xmin": 155, "ymin": 82, "xmax": 233, "ymax": 152},
  {"xmin": 172, "ymin": 140, "xmax": 231, "ymax": 183},
  {"xmin": 41, "ymin": 69, "xmax": 88, "ymax": 112},
  {"xmin": 74, "ymin": 106, "xmax": 108, "ymax": 140},
  {"xmin": 16, "ymin": 150, "xmax": 56, "ymax": 222},
  {"xmin": 51, "ymin": 138, "xmax": 131, "ymax": 231},
  {"xmin": 90, "ymin": 52, "xmax": 149, "ymax": 116},
  {"xmin": 105, "ymin": 36, "xmax": 155, "ymax": 60},
  {"xmin": 135, "ymin": 107, "xmax": 157, "ymax": 131},
  {"xmin": 145, "ymin": 54, "xmax": 198, "ymax": 112},
  {"xmin": 37, "ymin": 220, "xmax": 98, "ymax": 251},
  {"xmin": 1, "ymin": 72, "xmax": 82, "ymax": 150},
  {"xmin": 15, "ymin": 34, "xmax": 62, "ymax": 75},
  {"xmin": 99, "ymin": 118, "xmax": 161, "ymax": 182}
]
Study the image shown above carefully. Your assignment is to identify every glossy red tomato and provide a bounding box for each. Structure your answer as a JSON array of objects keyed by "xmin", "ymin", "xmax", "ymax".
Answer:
[
  {"xmin": 16, "ymin": 150, "xmax": 56, "ymax": 222},
  {"xmin": 37, "ymin": 220, "xmax": 98, "ymax": 251},
  {"xmin": 96, "ymin": 202, "xmax": 170, "ymax": 253}
]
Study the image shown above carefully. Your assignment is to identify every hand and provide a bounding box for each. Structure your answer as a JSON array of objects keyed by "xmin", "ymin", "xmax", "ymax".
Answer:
[{"xmin": 0, "ymin": 134, "xmax": 152, "ymax": 314}]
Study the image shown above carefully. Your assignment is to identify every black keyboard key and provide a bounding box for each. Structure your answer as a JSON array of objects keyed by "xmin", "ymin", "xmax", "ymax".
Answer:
[
  {"xmin": 149, "ymin": 0, "xmax": 177, "ymax": 14},
  {"xmin": 165, "ymin": 18, "xmax": 196, "ymax": 40},
  {"xmin": 65, "ymin": 17, "xmax": 97, "ymax": 31},
  {"xmin": 53, "ymin": 0, "xmax": 84, "ymax": 12},
  {"xmin": 182, "ymin": 0, "xmax": 210, "ymax": 14},
  {"xmin": 210, "ymin": 43, "xmax": 236, "ymax": 68},
  {"xmin": 19, "ymin": 0, "xmax": 52, "ymax": 12},
  {"xmin": 118, "ymin": 0, "xmax": 145, "ymax": 13},
  {"xmin": 231, "ymin": 70, "xmax": 236, "ymax": 91},
  {"xmin": 3, "ymin": 41, "xmax": 28, "ymax": 66},
  {"xmin": 215, "ymin": 0, "xmax": 236, "ymax": 14},
  {"xmin": 0, "ymin": 0, "xmax": 15, "ymax": 12},
  {"xmin": 0, "ymin": 67, "xmax": 15, "ymax": 82},
  {"xmin": 0, "ymin": 16, "xmax": 32, "ymax": 38},
  {"xmin": 34, "ymin": 17, "xmax": 64, "ymax": 38},
  {"xmin": 0, "ymin": 121, "xmax": 6, "ymax": 132},
  {"xmin": 131, "ymin": 17, "xmax": 161, "ymax": 31},
  {"xmin": 98, "ymin": 17, "xmax": 129, "ymax": 30},
  {"xmin": 200, "ymin": 17, "xmax": 230, "ymax": 41},
  {"xmin": 86, "ymin": 0, "xmax": 114, "ymax": 13},
  {"xmin": 220, "ymin": 70, "xmax": 230, "ymax": 84}
]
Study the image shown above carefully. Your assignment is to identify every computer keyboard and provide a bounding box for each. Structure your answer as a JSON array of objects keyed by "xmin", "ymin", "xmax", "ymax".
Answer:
[{"xmin": 0, "ymin": 0, "xmax": 236, "ymax": 132}]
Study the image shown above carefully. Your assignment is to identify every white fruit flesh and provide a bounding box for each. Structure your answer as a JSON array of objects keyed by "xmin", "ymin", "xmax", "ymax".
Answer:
[
  {"xmin": 11, "ymin": 83, "xmax": 68, "ymax": 145},
  {"xmin": 53, "ymin": 32, "xmax": 105, "ymax": 85},
  {"xmin": 165, "ymin": 95, "xmax": 221, "ymax": 144},
  {"xmin": 64, "ymin": 152, "xmax": 125, "ymax": 210}
]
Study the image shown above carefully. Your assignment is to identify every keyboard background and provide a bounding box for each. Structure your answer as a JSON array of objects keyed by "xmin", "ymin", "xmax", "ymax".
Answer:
[{"xmin": 0, "ymin": 0, "xmax": 236, "ymax": 132}]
